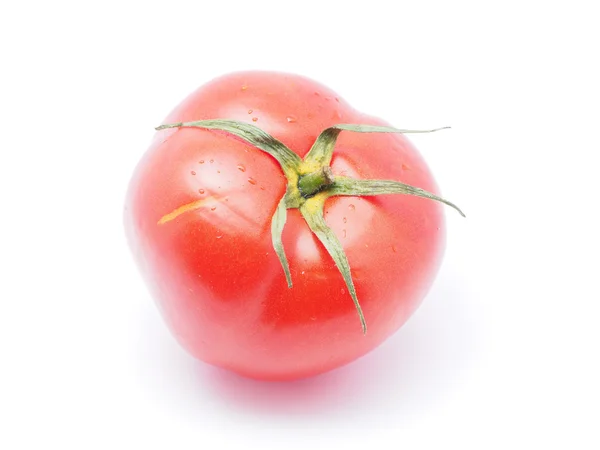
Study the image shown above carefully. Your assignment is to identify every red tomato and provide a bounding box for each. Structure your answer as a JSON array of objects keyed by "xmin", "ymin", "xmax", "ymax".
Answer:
[{"xmin": 125, "ymin": 72, "xmax": 448, "ymax": 380}]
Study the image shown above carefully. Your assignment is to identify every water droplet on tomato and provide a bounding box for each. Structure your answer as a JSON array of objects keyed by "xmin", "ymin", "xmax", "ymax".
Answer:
[
  {"xmin": 341, "ymin": 288, "xmax": 345, "ymax": 295},
  {"xmin": 198, "ymin": 188, "xmax": 205, "ymax": 194},
  {"xmin": 190, "ymin": 170, "xmax": 196, "ymax": 175},
  {"xmin": 260, "ymin": 186, "xmax": 265, "ymax": 190},
  {"xmin": 348, "ymin": 204, "xmax": 355, "ymax": 211},
  {"xmin": 286, "ymin": 115, "xmax": 297, "ymax": 123},
  {"xmin": 252, "ymin": 117, "xmax": 258, "ymax": 122},
  {"xmin": 248, "ymin": 109, "xmax": 253, "ymax": 114},
  {"xmin": 216, "ymin": 235, "xmax": 223, "ymax": 239},
  {"xmin": 335, "ymin": 97, "xmax": 340, "ymax": 103},
  {"xmin": 392, "ymin": 245, "xmax": 397, "ymax": 253},
  {"xmin": 199, "ymin": 160, "xmax": 204, "ymax": 164},
  {"xmin": 402, "ymin": 163, "xmax": 410, "ymax": 170},
  {"xmin": 210, "ymin": 206, "xmax": 216, "ymax": 211},
  {"xmin": 210, "ymin": 159, "xmax": 214, "ymax": 163},
  {"xmin": 241, "ymin": 85, "xmax": 248, "ymax": 91},
  {"xmin": 343, "ymin": 217, "xmax": 347, "ymax": 223},
  {"xmin": 342, "ymin": 229, "xmax": 347, "ymax": 238},
  {"xmin": 248, "ymin": 177, "xmax": 257, "ymax": 185},
  {"xmin": 237, "ymin": 164, "xmax": 246, "ymax": 172}
]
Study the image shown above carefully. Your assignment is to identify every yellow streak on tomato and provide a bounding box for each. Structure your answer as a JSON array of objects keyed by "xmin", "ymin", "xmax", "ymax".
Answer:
[{"xmin": 158, "ymin": 197, "xmax": 221, "ymax": 225}]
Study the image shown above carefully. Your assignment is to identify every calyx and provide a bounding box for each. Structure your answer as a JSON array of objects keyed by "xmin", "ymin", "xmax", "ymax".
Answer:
[{"xmin": 156, "ymin": 119, "xmax": 465, "ymax": 334}]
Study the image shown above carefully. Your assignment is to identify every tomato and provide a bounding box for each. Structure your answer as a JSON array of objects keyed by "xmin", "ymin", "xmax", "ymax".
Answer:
[{"xmin": 125, "ymin": 71, "xmax": 459, "ymax": 380}]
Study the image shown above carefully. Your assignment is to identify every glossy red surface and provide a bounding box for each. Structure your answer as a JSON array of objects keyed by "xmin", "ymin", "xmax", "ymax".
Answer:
[{"xmin": 125, "ymin": 72, "xmax": 445, "ymax": 380}]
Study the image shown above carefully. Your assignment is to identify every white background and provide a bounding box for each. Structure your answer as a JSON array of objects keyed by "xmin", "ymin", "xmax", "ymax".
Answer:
[{"xmin": 1, "ymin": 1, "xmax": 599, "ymax": 448}]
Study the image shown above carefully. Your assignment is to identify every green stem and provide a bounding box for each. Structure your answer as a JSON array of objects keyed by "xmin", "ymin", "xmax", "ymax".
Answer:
[
  {"xmin": 155, "ymin": 118, "xmax": 464, "ymax": 334},
  {"xmin": 297, "ymin": 167, "xmax": 334, "ymax": 198},
  {"xmin": 329, "ymin": 176, "xmax": 466, "ymax": 217}
]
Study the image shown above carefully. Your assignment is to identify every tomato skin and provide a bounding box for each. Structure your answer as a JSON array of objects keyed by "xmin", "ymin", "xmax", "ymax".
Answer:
[{"xmin": 125, "ymin": 72, "xmax": 445, "ymax": 380}]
